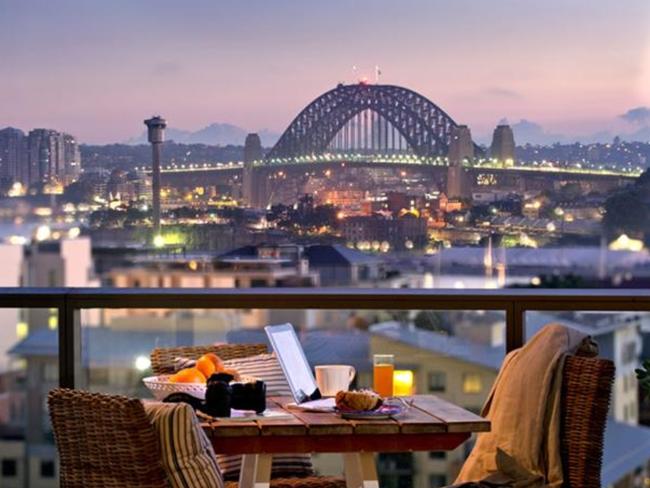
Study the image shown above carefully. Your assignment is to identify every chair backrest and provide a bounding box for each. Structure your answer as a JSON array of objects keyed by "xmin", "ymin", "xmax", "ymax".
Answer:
[
  {"xmin": 150, "ymin": 343, "xmax": 268, "ymax": 375},
  {"xmin": 48, "ymin": 388, "xmax": 169, "ymax": 488},
  {"xmin": 560, "ymin": 354, "xmax": 615, "ymax": 488}
]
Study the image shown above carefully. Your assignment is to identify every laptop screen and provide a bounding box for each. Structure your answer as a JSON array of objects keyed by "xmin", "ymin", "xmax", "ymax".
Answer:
[{"xmin": 265, "ymin": 323, "xmax": 320, "ymax": 403}]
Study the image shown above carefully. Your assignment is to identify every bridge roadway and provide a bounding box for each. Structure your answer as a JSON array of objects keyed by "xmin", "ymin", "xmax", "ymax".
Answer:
[{"xmin": 156, "ymin": 153, "xmax": 639, "ymax": 181}]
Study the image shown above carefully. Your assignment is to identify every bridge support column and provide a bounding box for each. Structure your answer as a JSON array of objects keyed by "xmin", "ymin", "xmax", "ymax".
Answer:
[
  {"xmin": 447, "ymin": 125, "xmax": 474, "ymax": 200},
  {"xmin": 243, "ymin": 133, "xmax": 265, "ymax": 208},
  {"xmin": 254, "ymin": 167, "xmax": 271, "ymax": 209}
]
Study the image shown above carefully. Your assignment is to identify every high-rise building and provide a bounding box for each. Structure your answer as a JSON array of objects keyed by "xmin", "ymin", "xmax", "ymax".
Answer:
[
  {"xmin": 0, "ymin": 128, "xmax": 27, "ymax": 184},
  {"xmin": 63, "ymin": 134, "xmax": 81, "ymax": 182},
  {"xmin": 21, "ymin": 128, "xmax": 81, "ymax": 187},
  {"xmin": 27, "ymin": 129, "xmax": 62, "ymax": 185},
  {"xmin": 144, "ymin": 116, "xmax": 167, "ymax": 235},
  {"xmin": 447, "ymin": 125, "xmax": 474, "ymax": 199},
  {"xmin": 490, "ymin": 124, "xmax": 516, "ymax": 166},
  {"xmin": 242, "ymin": 133, "xmax": 264, "ymax": 208}
]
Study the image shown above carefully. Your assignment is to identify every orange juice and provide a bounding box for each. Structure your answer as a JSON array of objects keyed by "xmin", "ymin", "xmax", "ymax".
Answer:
[{"xmin": 373, "ymin": 363, "xmax": 394, "ymax": 397}]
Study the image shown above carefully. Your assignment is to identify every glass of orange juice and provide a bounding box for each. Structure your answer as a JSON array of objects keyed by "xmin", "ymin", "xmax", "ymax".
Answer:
[{"xmin": 373, "ymin": 354, "xmax": 394, "ymax": 397}]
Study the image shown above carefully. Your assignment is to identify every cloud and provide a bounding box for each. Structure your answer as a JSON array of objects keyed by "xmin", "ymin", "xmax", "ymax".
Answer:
[
  {"xmin": 619, "ymin": 106, "xmax": 650, "ymax": 125},
  {"xmin": 509, "ymin": 119, "xmax": 566, "ymax": 145}
]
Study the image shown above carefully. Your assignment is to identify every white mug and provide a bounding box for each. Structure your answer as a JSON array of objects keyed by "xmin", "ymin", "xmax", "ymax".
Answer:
[{"xmin": 315, "ymin": 365, "xmax": 356, "ymax": 397}]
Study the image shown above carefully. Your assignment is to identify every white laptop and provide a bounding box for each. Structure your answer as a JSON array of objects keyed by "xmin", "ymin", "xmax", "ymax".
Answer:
[{"xmin": 265, "ymin": 323, "xmax": 336, "ymax": 411}]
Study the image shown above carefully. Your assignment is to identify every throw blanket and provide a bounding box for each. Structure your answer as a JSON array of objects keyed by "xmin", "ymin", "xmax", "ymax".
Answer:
[{"xmin": 454, "ymin": 323, "xmax": 588, "ymax": 487}]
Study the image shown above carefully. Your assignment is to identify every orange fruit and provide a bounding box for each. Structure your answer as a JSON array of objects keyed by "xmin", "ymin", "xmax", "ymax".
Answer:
[
  {"xmin": 203, "ymin": 353, "xmax": 225, "ymax": 373},
  {"xmin": 196, "ymin": 356, "xmax": 216, "ymax": 379},
  {"xmin": 173, "ymin": 367, "xmax": 206, "ymax": 384}
]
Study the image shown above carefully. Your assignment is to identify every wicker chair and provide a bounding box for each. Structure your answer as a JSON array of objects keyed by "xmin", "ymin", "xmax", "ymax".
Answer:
[
  {"xmin": 560, "ymin": 354, "xmax": 615, "ymax": 488},
  {"xmin": 447, "ymin": 349, "xmax": 614, "ymax": 488},
  {"xmin": 49, "ymin": 344, "xmax": 344, "ymax": 488},
  {"xmin": 49, "ymin": 388, "xmax": 345, "ymax": 488},
  {"xmin": 48, "ymin": 388, "xmax": 169, "ymax": 488}
]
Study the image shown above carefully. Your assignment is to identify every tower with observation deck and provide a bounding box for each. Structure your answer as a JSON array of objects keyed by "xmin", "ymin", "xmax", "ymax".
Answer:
[{"xmin": 144, "ymin": 115, "xmax": 167, "ymax": 235}]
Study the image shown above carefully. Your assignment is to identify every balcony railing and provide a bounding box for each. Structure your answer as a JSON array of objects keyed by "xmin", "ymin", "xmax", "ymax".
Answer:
[{"xmin": 2, "ymin": 287, "xmax": 650, "ymax": 388}]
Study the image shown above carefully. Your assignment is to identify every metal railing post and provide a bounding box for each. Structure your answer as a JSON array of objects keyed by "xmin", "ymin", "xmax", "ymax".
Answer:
[
  {"xmin": 505, "ymin": 300, "xmax": 525, "ymax": 353},
  {"xmin": 58, "ymin": 294, "xmax": 81, "ymax": 389}
]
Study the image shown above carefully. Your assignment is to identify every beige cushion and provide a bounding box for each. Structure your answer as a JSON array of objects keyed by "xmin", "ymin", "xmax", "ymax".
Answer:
[{"xmin": 144, "ymin": 401, "xmax": 225, "ymax": 488}]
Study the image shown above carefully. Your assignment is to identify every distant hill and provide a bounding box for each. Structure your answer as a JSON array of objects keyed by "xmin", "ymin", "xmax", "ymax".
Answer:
[{"xmin": 125, "ymin": 123, "xmax": 280, "ymax": 147}]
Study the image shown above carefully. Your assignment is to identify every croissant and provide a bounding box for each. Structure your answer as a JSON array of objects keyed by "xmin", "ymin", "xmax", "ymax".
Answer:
[{"xmin": 335, "ymin": 390, "xmax": 383, "ymax": 411}]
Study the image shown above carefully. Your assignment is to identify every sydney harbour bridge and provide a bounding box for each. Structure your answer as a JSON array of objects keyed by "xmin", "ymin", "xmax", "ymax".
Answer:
[{"xmin": 158, "ymin": 82, "xmax": 637, "ymax": 207}]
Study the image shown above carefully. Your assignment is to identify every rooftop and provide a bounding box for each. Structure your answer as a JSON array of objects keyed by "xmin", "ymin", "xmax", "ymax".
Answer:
[
  {"xmin": 369, "ymin": 320, "xmax": 503, "ymax": 371},
  {"xmin": 526, "ymin": 311, "xmax": 644, "ymax": 337},
  {"xmin": 603, "ymin": 419, "xmax": 650, "ymax": 486},
  {"xmin": 304, "ymin": 244, "xmax": 378, "ymax": 266},
  {"xmin": 428, "ymin": 246, "xmax": 650, "ymax": 272},
  {"xmin": 9, "ymin": 327, "xmax": 227, "ymax": 367}
]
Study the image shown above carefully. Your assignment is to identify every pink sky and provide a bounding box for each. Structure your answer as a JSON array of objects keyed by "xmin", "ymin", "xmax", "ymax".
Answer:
[{"xmin": 1, "ymin": 0, "xmax": 649, "ymax": 144}]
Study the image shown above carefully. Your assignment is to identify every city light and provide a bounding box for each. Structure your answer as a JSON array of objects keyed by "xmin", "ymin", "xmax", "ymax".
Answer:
[
  {"xmin": 7, "ymin": 182, "xmax": 25, "ymax": 197},
  {"xmin": 134, "ymin": 355, "xmax": 151, "ymax": 372},
  {"xmin": 153, "ymin": 235, "xmax": 165, "ymax": 248},
  {"xmin": 609, "ymin": 234, "xmax": 644, "ymax": 252},
  {"xmin": 7, "ymin": 235, "xmax": 27, "ymax": 246},
  {"xmin": 35, "ymin": 225, "xmax": 51, "ymax": 242},
  {"xmin": 16, "ymin": 321, "xmax": 28, "ymax": 339}
]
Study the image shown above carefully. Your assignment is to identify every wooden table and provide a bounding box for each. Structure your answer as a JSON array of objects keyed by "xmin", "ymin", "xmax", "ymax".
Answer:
[{"xmin": 201, "ymin": 395, "xmax": 490, "ymax": 488}]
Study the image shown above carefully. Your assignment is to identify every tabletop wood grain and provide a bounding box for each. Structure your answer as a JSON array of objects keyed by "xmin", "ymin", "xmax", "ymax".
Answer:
[{"xmin": 202, "ymin": 395, "xmax": 490, "ymax": 454}]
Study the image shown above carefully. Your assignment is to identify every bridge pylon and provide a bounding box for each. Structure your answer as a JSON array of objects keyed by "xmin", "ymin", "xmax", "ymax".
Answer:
[
  {"xmin": 243, "ymin": 133, "xmax": 266, "ymax": 208},
  {"xmin": 447, "ymin": 125, "xmax": 474, "ymax": 199}
]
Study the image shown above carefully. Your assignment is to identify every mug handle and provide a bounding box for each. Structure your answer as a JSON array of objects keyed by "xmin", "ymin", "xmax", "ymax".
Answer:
[{"xmin": 348, "ymin": 366, "xmax": 357, "ymax": 384}]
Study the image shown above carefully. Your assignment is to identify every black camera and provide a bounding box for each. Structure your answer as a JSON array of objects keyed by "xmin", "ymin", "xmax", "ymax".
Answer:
[
  {"xmin": 203, "ymin": 373, "xmax": 266, "ymax": 417},
  {"xmin": 162, "ymin": 372, "xmax": 266, "ymax": 417}
]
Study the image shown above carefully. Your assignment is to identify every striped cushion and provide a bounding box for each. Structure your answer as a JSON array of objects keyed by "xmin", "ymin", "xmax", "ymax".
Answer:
[
  {"xmin": 217, "ymin": 353, "xmax": 314, "ymax": 480},
  {"xmin": 224, "ymin": 353, "xmax": 292, "ymax": 396},
  {"xmin": 144, "ymin": 401, "xmax": 225, "ymax": 488}
]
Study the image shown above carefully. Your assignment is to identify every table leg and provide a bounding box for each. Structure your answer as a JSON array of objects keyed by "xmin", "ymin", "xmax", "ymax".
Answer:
[
  {"xmin": 343, "ymin": 453, "xmax": 379, "ymax": 488},
  {"xmin": 239, "ymin": 453, "xmax": 272, "ymax": 488}
]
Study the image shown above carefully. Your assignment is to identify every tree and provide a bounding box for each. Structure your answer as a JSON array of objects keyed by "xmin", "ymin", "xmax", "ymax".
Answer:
[
  {"xmin": 557, "ymin": 182, "xmax": 583, "ymax": 201},
  {"xmin": 469, "ymin": 205, "xmax": 491, "ymax": 225},
  {"xmin": 63, "ymin": 180, "xmax": 94, "ymax": 203},
  {"xmin": 603, "ymin": 189, "xmax": 650, "ymax": 240},
  {"xmin": 124, "ymin": 207, "xmax": 150, "ymax": 227},
  {"xmin": 602, "ymin": 169, "xmax": 650, "ymax": 242}
]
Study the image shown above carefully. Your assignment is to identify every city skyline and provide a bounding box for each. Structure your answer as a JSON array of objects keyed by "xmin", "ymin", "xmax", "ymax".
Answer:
[{"xmin": 1, "ymin": 0, "xmax": 650, "ymax": 144}]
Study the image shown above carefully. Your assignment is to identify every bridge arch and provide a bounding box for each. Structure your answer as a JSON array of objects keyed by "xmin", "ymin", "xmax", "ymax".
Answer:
[{"xmin": 267, "ymin": 83, "xmax": 462, "ymax": 159}]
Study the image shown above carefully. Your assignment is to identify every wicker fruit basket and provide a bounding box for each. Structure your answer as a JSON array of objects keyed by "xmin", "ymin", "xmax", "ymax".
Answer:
[{"xmin": 143, "ymin": 374, "xmax": 256, "ymax": 400}]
